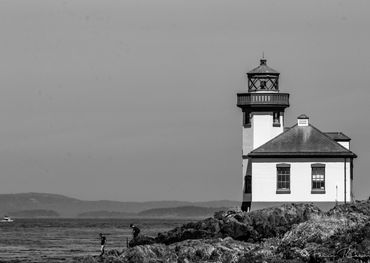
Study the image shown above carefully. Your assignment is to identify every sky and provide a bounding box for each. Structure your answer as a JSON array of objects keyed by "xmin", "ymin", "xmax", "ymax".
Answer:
[{"xmin": 0, "ymin": 0, "xmax": 369, "ymax": 202}]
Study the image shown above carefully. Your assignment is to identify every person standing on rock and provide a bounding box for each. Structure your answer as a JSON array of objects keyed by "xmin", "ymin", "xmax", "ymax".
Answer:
[
  {"xmin": 130, "ymin": 224, "xmax": 140, "ymax": 239},
  {"xmin": 99, "ymin": 233, "xmax": 106, "ymax": 257}
]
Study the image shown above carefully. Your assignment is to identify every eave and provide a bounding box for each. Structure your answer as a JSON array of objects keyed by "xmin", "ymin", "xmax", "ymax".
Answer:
[{"xmin": 244, "ymin": 152, "xmax": 357, "ymax": 158}]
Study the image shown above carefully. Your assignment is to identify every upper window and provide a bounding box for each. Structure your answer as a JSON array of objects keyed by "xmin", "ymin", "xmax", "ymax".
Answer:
[
  {"xmin": 243, "ymin": 112, "xmax": 251, "ymax": 127},
  {"xmin": 273, "ymin": 112, "xmax": 280, "ymax": 127},
  {"xmin": 312, "ymin": 164, "xmax": 325, "ymax": 193},
  {"xmin": 276, "ymin": 164, "xmax": 290, "ymax": 194}
]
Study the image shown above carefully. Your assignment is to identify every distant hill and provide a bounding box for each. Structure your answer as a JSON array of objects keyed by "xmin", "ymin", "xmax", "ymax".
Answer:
[
  {"xmin": 9, "ymin": 209, "xmax": 60, "ymax": 218},
  {"xmin": 77, "ymin": 210, "xmax": 136, "ymax": 218},
  {"xmin": 138, "ymin": 206, "xmax": 228, "ymax": 218},
  {"xmin": 0, "ymin": 193, "xmax": 240, "ymax": 217}
]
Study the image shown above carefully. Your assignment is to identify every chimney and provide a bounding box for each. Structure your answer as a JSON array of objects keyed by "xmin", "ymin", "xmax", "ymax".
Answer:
[{"xmin": 297, "ymin": 114, "xmax": 309, "ymax": 126}]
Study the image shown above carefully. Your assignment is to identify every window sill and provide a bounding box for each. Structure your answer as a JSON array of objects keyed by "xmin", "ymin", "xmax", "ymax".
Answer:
[
  {"xmin": 276, "ymin": 190, "xmax": 291, "ymax": 194},
  {"xmin": 311, "ymin": 190, "xmax": 326, "ymax": 194},
  {"xmin": 273, "ymin": 123, "xmax": 281, "ymax": 127}
]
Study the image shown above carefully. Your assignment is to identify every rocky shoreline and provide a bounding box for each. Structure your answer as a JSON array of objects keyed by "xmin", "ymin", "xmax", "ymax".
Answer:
[{"xmin": 78, "ymin": 200, "xmax": 370, "ymax": 262}]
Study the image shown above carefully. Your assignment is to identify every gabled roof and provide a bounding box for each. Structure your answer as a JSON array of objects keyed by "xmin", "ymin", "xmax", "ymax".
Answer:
[{"xmin": 248, "ymin": 124, "xmax": 357, "ymax": 158}]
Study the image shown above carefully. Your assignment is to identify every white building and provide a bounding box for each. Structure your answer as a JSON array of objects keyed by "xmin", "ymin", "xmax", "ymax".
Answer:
[{"xmin": 236, "ymin": 59, "xmax": 357, "ymax": 211}]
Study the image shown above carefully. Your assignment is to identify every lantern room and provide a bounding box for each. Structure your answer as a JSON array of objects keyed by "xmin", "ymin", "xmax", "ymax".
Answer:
[{"xmin": 247, "ymin": 58, "xmax": 280, "ymax": 92}]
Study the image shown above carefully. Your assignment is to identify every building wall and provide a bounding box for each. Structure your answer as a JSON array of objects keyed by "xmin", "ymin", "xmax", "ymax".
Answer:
[
  {"xmin": 242, "ymin": 126, "xmax": 253, "ymax": 156},
  {"xmin": 242, "ymin": 127, "xmax": 253, "ymax": 202},
  {"xmin": 337, "ymin": 141, "xmax": 350, "ymax": 150},
  {"xmin": 251, "ymin": 158, "xmax": 351, "ymax": 202},
  {"xmin": 252, "ymin": 112, "xmax": 283, "ymax": 149},
  {"xmin": 242, "ymin": 111, "xmax": 284, "ymax": 205}
]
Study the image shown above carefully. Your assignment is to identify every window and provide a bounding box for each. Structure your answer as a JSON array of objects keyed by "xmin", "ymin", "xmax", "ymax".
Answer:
[
  {"xmin": 244, "ymin": 175, "xmax": 252, "ymax": 194},
  {"xmin": 273, "ymin": 112, "xmax": 280, "ymax": 127},
  {"xmin": 243, "ymin": 112, "xmax": 251, "ymax": 127},
  {"xmin": 244, "ymin": 161, "xmax": 252, "ymax": 194},
  {"xmin": 260, "ymin": 80, "xmax": 266, "ymax": 89},
  {"xmin": 276, "ymin": 164, "xmax": 290, "ymax": 194},
  {"xmin": 312, "ymin": 164, "xmax": 325, "ymax": 193}
]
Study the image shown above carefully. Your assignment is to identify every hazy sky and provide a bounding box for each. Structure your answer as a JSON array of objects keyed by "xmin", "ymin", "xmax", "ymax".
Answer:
[{"xmin": 0, "ymin": 0, "xmax": 369, "ymax": 202}]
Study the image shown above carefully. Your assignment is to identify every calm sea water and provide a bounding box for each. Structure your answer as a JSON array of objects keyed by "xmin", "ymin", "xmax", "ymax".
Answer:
[{"xmin": 0, "ymin": 218, "xmax": 194, "ymax": 262}]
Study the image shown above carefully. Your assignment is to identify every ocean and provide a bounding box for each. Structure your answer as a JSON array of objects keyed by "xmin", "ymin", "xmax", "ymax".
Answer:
[{"xmin": 0, "ymin": 218, "xmax": 194, "ymax": 262}]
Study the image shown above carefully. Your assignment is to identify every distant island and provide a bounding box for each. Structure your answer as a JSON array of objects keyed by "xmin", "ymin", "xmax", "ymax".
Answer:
[
  {"xmin": 0, "ymin": 193, "xmax": 240, "ymax": 218},
  {"xmin": 137, "ymin": 206, "xmax": 229, "ymax": 218},
  {"xmin": 77, "ymin": 206, "xmax": 229, "ymax": 218}
]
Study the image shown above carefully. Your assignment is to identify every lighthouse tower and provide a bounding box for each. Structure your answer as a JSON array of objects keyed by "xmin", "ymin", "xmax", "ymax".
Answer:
[{"xmin": 237, "ymin": 58, "xmax": 290, "ymax": 211}]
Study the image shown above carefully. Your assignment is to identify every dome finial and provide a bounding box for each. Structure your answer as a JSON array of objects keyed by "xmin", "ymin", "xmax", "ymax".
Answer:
[
  {"xmin": 260, "ymin": 58, "xmax": 266, "ymax": 65},
  {"xmin": 260, "ymin": 52, "xmax": 266, "ymax": 65}
]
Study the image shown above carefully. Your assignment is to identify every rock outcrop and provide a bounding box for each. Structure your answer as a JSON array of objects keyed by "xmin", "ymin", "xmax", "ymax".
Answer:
[
  {"xmin": 131, "ymin": 203, "xmax": 322, "ymax": 247},
  {"xmin": 215, "ymin": 202, "xmax": 321, "ymax": 242},
  {"xmin": 78, "ymin": 200, "xmax": 370, "ymax": 263},
  {"xmin": 128, "ymin": 235, "xmax": 156, "ymax": 248}
]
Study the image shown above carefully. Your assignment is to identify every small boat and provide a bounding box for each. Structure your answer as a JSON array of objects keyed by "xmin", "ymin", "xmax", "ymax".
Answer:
[{"xmin": 1, "ymin": 216, "xmax": 14, "ymax": 222}]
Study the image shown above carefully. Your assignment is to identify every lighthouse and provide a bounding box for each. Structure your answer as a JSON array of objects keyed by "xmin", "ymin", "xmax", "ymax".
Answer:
[
  {"xmin": 237, "ymin": 58, "xmax": 356, "ymax": 212},
  {"xmin": 237, "ymin": 58, "xmax": 290, "ymax": 211}
]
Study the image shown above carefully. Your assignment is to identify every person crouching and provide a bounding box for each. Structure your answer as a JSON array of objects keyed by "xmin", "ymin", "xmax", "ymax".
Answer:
[{"xmin": 129, "ymin": 224, "xmax": 140, "ymax": 239}]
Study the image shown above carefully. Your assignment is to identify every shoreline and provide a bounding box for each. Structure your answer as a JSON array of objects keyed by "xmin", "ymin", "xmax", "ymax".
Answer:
[{"xmin": 77, "ymin": 200, "xmax": 370, "ymax": 263}]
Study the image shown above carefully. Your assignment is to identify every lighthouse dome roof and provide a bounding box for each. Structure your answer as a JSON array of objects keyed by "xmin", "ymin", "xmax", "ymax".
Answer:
[{"xmin": 247, "ymin": 59, "xmax": 279, "ymax": 75}]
